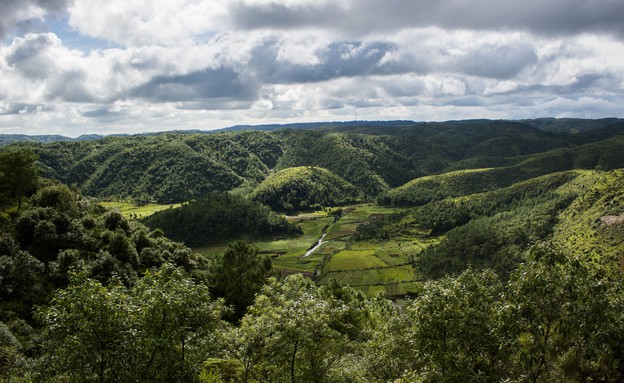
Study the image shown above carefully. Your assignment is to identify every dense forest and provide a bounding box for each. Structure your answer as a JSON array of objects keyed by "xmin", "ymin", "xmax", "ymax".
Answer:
[
  {"xmin": 1, "ymin": 119, "xmax": 623, "ymax": 382},
  {"xmin": 142, "ymin": 193, "xmax": 301, "ymax": 247}
]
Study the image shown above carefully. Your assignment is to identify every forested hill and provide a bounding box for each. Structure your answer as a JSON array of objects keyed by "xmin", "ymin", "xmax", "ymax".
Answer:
[
  {"xmin": 252, "ymin": 166, "xmax": 360, "ymax": 212},
  {"xmin": 6, "ymin": 119, "xmax": 624, "ymax": 204}
]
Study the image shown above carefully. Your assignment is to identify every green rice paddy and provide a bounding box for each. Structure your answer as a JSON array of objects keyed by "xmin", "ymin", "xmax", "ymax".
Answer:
[{"xmin": 193, "ymin": 203, "xmax": 435, "ymax": 296}]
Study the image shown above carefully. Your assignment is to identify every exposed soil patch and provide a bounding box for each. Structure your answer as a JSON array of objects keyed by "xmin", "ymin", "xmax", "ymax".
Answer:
[
  {"xmin": 600, "ymin": 214, "xmax": 624, "ymax": 227},
  {"xmin": 367, "ymin": 213, "xmax": 385, "ymax": 220}
]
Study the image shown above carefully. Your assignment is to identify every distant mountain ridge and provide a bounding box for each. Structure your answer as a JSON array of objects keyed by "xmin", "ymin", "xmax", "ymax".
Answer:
[
  {"xmin": 220, "ymin": 120, "xmax": 417, "ymax": 132},
  {"xmin": 0, "ymin": 133, "xmax": 107, "ymax": 146},
  {"xmin": 2, "ymin": 118, "xmax": 622, "ymax": 146}
]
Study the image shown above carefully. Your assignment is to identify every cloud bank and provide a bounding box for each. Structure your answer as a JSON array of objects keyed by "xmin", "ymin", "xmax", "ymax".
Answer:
[{"xmin": 1, "ymin": 0, "xmax": 623, "ymax": 135}]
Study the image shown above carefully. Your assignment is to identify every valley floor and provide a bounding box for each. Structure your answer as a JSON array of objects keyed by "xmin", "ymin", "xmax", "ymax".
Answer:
[{"xmin": 195, "ymin": 204, "xmax": 435, "ymax": 296}]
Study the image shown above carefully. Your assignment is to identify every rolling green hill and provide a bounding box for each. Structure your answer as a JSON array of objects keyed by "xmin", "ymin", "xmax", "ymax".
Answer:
[
  {"xmin": 275, "ymin": 130, "xmax": 451, "ymax": 196},
  {"xmin": 28, "ymin": 131, "xmax": 285, "ymax": 203},
  {"xmin": 252, "ymin": 166, "xmax": 360, "ymax": 212},
  {"xmin": 357, "ymin": 169, "xmax": 624, "ymax": 279},
  {"xmin": 521, "ymin": 117, "xmax": 623, "ymax": 133},
  {"xmin": 376, "ymin": 167, "xmax": 521, "ymax": 206},
  {"xmin": 378, "ymin": 135, "xmax": 624, "ymax": 206}
]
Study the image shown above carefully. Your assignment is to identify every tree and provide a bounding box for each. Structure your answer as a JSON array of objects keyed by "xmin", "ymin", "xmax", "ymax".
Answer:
[
  {"xmin": 211, "ymin": 241, "xmax": 272, "ymax": 320},
  {"xmin": 364, "ymin": 269, "xmax": 504, "ymax": 383},
  {"xmin": 39, "ymin": 273, "xmax": 131, "ymax": 383},
  {"xmin": 410, "ymin": 269, "xmax": 504, "ymax": 382},
  {"xmin": 38, "ymin": 265, "xmax": 227, "ymax": 383},
  {"xmin": 233, "ymin": 275, "xmax": 347, "ymax": 383},
  {"xmin": 130, "ymin": 264, "xmax": 227, "ymax": 382},
  {"xmin": 0, "ymin": 148, "xmax": 38, "ymax": 211},
  {"xmin": 501, "ymin": 244, "xmax": 624, "ymax": 382},
  {"xmin": 0, "ymin": 234, "xmax": 45, "ymax": 319}
]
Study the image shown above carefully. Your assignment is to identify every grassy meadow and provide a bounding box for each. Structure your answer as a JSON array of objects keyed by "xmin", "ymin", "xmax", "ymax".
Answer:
[{"xmin": 100, "ymin": 201, "xmax": 183, "ymax": 219}]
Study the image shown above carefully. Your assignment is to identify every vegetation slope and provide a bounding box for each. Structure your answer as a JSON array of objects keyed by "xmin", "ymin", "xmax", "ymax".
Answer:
[
  {"xmin": 252, "ymin": 166, "xmax": 360, "ymax": 212},
  {"xmin": 142, "ymin": 192, "xmax": 301, "ymax": 247},
  {"xmin": 9, "ymin": 118, "xmax": 621, "ymax": 205},
  {"xmin": 356, "ymin": 169, "xmax": 624, "ymax": 281},
  {"xmin": 32, "ymin": 131, "xmax": 285, "ymax": 203},
  {"xmin": 378, "ymin": 135, "xmax": 624, "ymax": 206}
]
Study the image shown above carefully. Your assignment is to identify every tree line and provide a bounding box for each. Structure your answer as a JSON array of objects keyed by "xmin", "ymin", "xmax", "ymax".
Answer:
[{"xmin": 1, "ymin": 130, "xmax": 624, "ymax": 382}]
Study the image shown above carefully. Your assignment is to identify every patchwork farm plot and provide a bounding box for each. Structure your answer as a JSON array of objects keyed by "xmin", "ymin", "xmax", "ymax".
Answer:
[
  {"xmin": 263, "ymin": 204, "xmax": 434, "ymax": 296},
  {"xmin": 106, "ymin": 199, "xmax": 434, "ymax": 296}
]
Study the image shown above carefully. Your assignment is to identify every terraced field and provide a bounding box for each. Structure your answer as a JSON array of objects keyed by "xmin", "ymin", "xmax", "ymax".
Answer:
[
  {"xmin": 327, "ymin": 250, "xmax": 386, "ymax": 270},
  {"xmin": 192, "ymin": 203, "xmax": 435, "ymax": 296},
  {"xmin": 320, "ymin": 264, "xmax": 414, "ymax": 284},
  {"xmin": 105, "ymin": 197, "xmax": 432, "ymax": 292}
]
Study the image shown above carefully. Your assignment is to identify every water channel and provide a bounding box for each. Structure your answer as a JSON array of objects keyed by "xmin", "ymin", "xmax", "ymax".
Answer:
[{"xmin": 304, "ymin": 233, "xmax": 327, "ymax": 257}]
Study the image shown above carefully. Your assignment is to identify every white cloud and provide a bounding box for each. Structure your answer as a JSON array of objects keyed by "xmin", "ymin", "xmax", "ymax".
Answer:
[
  {"xmin": 484, "ymin": 81, "xmax": 521, "ymax": 95},
  {"xmin": 274, "ymin": 36, "xmax": 329, "ymax": 66},
  {"xmin": 68, "ymin": 0, "xmax": 229, "ymax": 46},
  {"xmin": 227, "ymin": 0, "xmax": 624, "ymax": 38},
  {"xmin": 1, "ymin": 1, "xmax": 624, "ymax": 135},
  {"xmin": 0, "ymin": 0, "xmax": 71, "ymax": 39}
]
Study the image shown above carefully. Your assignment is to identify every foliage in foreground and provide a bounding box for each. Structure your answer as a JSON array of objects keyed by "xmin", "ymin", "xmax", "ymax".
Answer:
[
  {"xmin": 38, "ymin": 265, "xmax": 227, "ymax": 383},
  {"xmin": 3, "ymin": 244, "xmax": 622, "ymax": 383},
  {"xmin": 0, "ymin": 183, "xmax": 201, "ymax": 322}
]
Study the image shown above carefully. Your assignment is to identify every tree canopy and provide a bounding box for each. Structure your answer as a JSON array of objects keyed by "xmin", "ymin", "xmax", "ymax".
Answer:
[{"xmin": 0, "ymin": 147, "xmax": 38, "ymax": 210}]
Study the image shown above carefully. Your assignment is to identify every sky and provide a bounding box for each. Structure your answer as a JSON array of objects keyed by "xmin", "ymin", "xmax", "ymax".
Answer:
[{"xmin": 1, "ymin": 0, "xmax": 624, "ymax": 137}]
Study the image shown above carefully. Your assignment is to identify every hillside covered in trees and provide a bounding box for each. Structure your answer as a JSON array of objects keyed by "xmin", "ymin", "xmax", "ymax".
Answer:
[
  {"xmin": 252, "ymin": 166, "xmax": 360, "ymax": 212},
  {"xmin": 1, "ymin": 119, "xmax": 624, "ymax": 382},
  {"xmin": 7, "ymin": 119, "xmax": 623, "ymax": 205},
  {"xmin": 142, "ymin": 192, "xmax": 301, "ymax": 247}
]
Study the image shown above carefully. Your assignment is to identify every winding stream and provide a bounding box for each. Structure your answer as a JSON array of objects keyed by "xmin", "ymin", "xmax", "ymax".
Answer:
[{"xmin": 304, "ymin": 233, "xmax": 327, "ymax": 257}]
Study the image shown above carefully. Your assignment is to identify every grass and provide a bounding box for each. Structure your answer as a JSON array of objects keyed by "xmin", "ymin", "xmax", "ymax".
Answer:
[
  {"xmin": 256, "ymin": 216, "xmax": 332, "ymax": 255},
  {"xmin": 318, "ymin": 265, "xmax": 421, "ymax": 296},
  {"xmin": 348, "ymin": 282, "xmax": 423, "ymax": 297},
  {"xmin": 326, "ymin": 250, "xmax": 387, "ymax": 271},
  {"xmin": 193, "ymin": 244, "xmax": 228, "ymax": 258},
  {"xmin": 100, "ymin": 201, "xmax": 182, "ymax": 219},
  {"xmin": 192, "ymin": 203, "xmax": 429, "ymax": 296},
  {"xmin": 195, "ymin": 213, "xmax": 333, "ymax": 273},
  {"xmin": 320, "ymin": 265, "xmax": 415, "ymax": 285}
]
